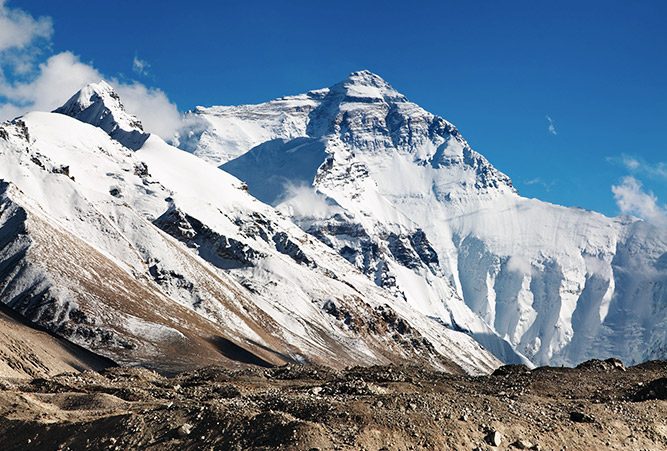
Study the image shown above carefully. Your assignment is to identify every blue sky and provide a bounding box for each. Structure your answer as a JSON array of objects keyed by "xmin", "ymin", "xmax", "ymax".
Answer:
[{"xmin": 2, "ymin": 0, "xmax": 667, "ymax": 218}]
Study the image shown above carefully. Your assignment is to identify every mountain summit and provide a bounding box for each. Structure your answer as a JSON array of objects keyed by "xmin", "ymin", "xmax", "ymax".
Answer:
[
  {"xmin": 329, "ymin": 70, "xmax": 408, "ymax": 102},
  {"xmin": 184, "ymin": 71, "xmax": 667, "ymax": 367},
  {"xmin": 54, "ymin": 81, "xmax": 149, "ymax": 150},
  {"xmin": 184, "ymin": 70, "xmax": 514, "ymax": 195}
]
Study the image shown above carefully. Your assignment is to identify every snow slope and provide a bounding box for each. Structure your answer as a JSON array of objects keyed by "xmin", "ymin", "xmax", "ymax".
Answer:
[
  {"xmin": 187, "ymin": 70, "xmax": 667, "ymax": 367},
  {"xmin": 0, "ymin": 85, "xmax": 501, "ymax": 375}
]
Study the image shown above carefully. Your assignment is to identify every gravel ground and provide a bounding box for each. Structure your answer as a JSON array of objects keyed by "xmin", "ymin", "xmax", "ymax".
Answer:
[{"xmin": 0, "ymin": 359, "xmax": 665, "ymax": 450}]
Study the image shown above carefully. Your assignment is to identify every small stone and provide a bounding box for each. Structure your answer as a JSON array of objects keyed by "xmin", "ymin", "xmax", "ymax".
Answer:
[
  {"xmin": 510, "ymin": 439, "xmax": 534, "ymax": 449},
  {"xmin": 569, "ymin": 411, "xmax": 595, "ymax": 423},
  {"xmin": 177, "ymin": 423, "xmax": 193, "ymax": 438},
  {"xmin": 485, "ymin": 430, "xmax": 503, "ymax": 447}
]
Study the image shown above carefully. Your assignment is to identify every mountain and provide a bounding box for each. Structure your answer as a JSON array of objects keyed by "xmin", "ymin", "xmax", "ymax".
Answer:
[
  {"xmin": 183, "ymin": 70, "xmax": 667, "ymax": 367},
  {"xmin": 0, "ymin": 82, "xmax": 503, "ymax": 375},
  {"xmin": 54, "ymin": 81, "xmax": 149, "ymax": 150}
]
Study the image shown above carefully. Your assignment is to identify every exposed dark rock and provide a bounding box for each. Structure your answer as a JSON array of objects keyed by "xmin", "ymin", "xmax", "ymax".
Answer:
[
  {"xmin": 632, "ymin": 377, "xmax": 667, "ymax": 401},
  {"xmin": 51, "ymin": 165, "xmax": 70, "ymax": 178},
  {"xmin": 272, "ymin": 232, "xmax": 314, "ymax": 266},
  {"xmin": 408, "ymin": 229, "xmax": 441, "ymax": 273},
  {"xmin": 385, "ymin": 229, "xmax": 442, "ymax": 274},
  {"xmin": 12, "ymin": 119, "xmax": 30, "ymax": 142},
  {"xmin": 322, "ymin": 300, "xmax": 357, "ymax": 331},
  {"xmin": 569, "ymin": 411, "xmax": 595, "ymax": 423},
  {"xmin": 30, "ymin": 156, "xmax": 45, "ymax": 169},
  {"xmin": 387, "ymin": 232, "xmax": 422, "ymax": 270},
  {"xmin": 154, "ymin": 207, "xmax": 264, "ymax": 269},
  {"xmin": 492, "ymin": 364, "xmax": 532, "ymax": 377},
  {"xmin": 133, "ymin": 162, "xmax": 149, "ymax": 177},
  {"xmin": 307, "ymin": 218, "xmax": 380, "ymax": 275},
  {"xmin": 576, "ymin": 358, "xmax": 626, "ymax": 372}
]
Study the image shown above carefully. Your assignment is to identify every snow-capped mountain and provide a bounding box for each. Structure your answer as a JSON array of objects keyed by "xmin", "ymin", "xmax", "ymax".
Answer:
[
  {"xmin": 0, "ymin": 82, "xmax": 503, "ymax": 375},
  {"xmin": 54, "ymin": 81, "xmax": 149, "ymax": 150},
  {"xmin": 184, "ymin": 70, "xmax": 667, "ymax": 367}
]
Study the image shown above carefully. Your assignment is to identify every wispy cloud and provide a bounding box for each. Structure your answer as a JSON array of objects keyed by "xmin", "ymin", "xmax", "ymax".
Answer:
[
  {"xmin": 0, "ymin": 1, "xmax": 181, "ymax": 140},
  {"xmin": 0, "ymin": 0, "xmax": 53, "ymax": 85},
  {"xmin": 0, "ymin": 0, "xmax": 52, "ymax": 53},
  {"xmin": 523, "ymin": 177, "xmax": 555, "ymax": 192},
  {"xmin": 607, "ymin": 154, "xmax": 667, "ymax": 181},
  {"xmin": 132, "ymin": 55, "xmax": 150, "ymax": 76},
  {"xmin": 612, "ymin": 176, "xmax": 667, "ymax": 225},
  {"xmin": 546, "ymin": 115, "xmax": 557, "ymax": 135}
]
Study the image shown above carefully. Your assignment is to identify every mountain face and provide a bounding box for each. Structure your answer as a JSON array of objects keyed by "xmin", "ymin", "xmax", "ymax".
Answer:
[
  {"xmin": 184, "ymin": 70, "xmax": 667, "ymax": 367},
  {"xmin": 0, "ymin": 83, "xmax": 503, "ymax": 375}
]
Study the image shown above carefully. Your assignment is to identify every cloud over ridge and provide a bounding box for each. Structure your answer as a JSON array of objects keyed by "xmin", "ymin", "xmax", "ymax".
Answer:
[{"xmin": 0, "ymin": 1, "xmax": 181, "ymax": 140}]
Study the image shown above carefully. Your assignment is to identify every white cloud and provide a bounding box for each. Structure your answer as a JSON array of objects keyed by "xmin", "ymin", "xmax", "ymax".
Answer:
[
  {"xmin": 0, "ymin": 2, "xmax": 183, "ymax": 140},
  {"xmin": 277, "ymin": 183, "xmax": 342, "ymax": 220},
  {"xmin": 619, "ymin": 154, "xmax": 641, "ymax": 171},
  {"xmin": 0, "ymin": 0, "xmax": 52, "ymax": 53},
  {"xmin": 608, "ymin": 153, "xmax": 667, "ymax": 181},
  {"xmin": 115, "ymin": 82, "xmax": 181, "ymax": 139},
  {"xmin": 546, "ymin": 115, "xmax": 557, "ymax": 135},
  {"xmin": 132, "ymin": 56, "xmax": 150, "ymax": 76},
  {"xmin": 0, "ymin": 52, "xmax": 101, "ymax": 114},
  {"xmin": 612, "ymin": 176, "xmax": 667, "ymax": 225},
  {"xmin": 506, "ymin": 255, "xmax": 533, "ymax": 274}
]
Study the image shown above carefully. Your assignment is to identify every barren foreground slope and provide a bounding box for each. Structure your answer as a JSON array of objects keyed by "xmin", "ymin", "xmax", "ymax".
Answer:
[
  {"xmin": 0, "ymin": 360, "xmax": 665, "ymax": 450},
  {"xmin": 0, "ymin": 304, "xmax": 113, "ymax": 379}
]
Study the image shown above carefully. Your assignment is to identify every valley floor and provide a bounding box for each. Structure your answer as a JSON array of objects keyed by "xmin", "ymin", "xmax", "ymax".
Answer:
[{"xmin": 0, "ymin": 360, "xmax": 665, "ymax": 450}]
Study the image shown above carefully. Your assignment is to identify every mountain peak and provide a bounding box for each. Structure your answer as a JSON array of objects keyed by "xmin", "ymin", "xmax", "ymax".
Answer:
[
  {"xmin": 54, "ymin": 80, "xmax": 149, "ymax": 150},
  {"xmin": 344, "ymin": 70, "xmax": 388, "ymax": 86},
  {"xmin": 331, "ymin": 70, "xmax": 406, "ymax": 102}
]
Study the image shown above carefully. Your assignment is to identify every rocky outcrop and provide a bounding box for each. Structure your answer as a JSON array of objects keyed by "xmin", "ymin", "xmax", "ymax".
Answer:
[{"xmin": 155, "ymin": 207, "xmax": 264, "ymax": 269}]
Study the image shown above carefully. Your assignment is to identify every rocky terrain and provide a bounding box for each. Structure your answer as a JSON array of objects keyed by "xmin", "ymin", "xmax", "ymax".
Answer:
[{"xmin": 0, "ymin": 359, "xmax": 664, "ymax": 450}]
